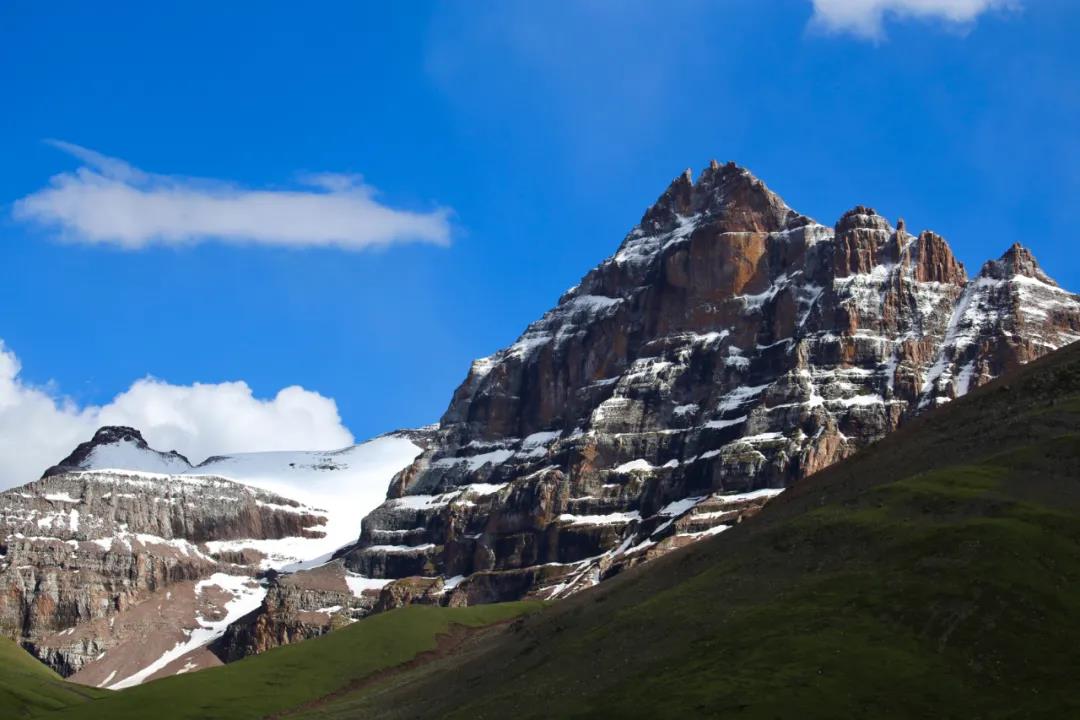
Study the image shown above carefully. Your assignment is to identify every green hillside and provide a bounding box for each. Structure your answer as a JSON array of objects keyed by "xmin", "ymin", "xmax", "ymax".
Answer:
[
  {"xmin": 291, "ymin": 342, "xmax": 1080, "ymax": 719},
  {"xmin": 0, "ymin": 637, "xmax": 106, "ymax": 718},
  {"xmin": 37, "ymin": 602, "xmax": 538, "ymax": 720}
]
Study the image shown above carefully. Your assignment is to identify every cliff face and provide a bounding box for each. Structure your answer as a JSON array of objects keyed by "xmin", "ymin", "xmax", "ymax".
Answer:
[
  {"xmin": 211, "ymin": 560, "xmax": 380, "ymax": 662},
  {"xmin": 0, "ymin": 458, "xmax": 324, "ymax": 678},
  {"xmin": 0, "ymin": 427, "xmax": 427, "ymax": 684},
  {"xmin": 0, "ymin": 424, "xmax": 366, "ymax": 686},
  {"xmin": 339, "ymin": 161, "xmax": 1080, "ymax": 605}
]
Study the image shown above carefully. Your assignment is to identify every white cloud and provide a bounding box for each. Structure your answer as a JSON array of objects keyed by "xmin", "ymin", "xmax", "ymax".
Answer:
[
  {"xmin": 810, "ymin": 0, "xmax": 1018, "ymax": 39},
  {"xmin": 13, "ymin": 141, "xmax": 451, "ymax": 251},
  {"xmin": 0, "ymin": 340, "xmax": 354, "ymax": 490}
]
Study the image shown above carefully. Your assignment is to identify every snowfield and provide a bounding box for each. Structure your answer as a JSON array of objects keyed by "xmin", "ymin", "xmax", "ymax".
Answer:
[
  {"xmin": 191, "ymin": 435, "xmax": 424, "ymax": 569},
  {"xmin": 76, "ymin": 434, "xmax": 424, "ymax": 570}
]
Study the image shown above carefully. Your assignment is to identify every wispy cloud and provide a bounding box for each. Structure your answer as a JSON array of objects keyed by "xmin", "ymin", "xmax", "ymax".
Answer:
[
  {"xmin": 14, "ymin": 141, "xmax": 452, "ymax": 251},
  {"xmin": 810, "ymin": 0, "xmax": 1019, "ymax": 39},
  {"xmin": 0, "ymin": 339, "xmax": 355, "ymax": 489}
]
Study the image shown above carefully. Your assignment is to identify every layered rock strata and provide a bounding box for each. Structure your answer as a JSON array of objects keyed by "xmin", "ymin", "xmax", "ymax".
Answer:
[{"xmin": 339, "ymin": 161, "xmax": 1080, "ymax": 607}]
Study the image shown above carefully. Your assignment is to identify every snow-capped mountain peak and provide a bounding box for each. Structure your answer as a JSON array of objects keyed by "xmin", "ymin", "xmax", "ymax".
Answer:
[{"xmin": 44, "ymin": 425, "xmax": 193, "ymax": 477}]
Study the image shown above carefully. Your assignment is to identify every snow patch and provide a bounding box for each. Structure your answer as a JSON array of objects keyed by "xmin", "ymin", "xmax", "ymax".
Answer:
[
  {"xmin": 613, "ymin": 459, "xmax": 654, "ymax": 473},
  {"xmin": 108, "ymin": 573, "xmax": 266, "ymax": 689},
  {"xmin": 344, "ymin": 573, "xmax": 392, "ymax": 596},
  {"xmin": 557, "ymin": 511, "xmax": 641, "ymax": 526}
]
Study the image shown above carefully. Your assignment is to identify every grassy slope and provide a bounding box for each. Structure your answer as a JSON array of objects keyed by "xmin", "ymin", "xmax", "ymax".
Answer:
[
  {"xmin": 0, "ymin": 637, "xmax": 107, "ymax": 718},
  {"xmin": 298, "ymin": 343, "xmax": 1080, "ymax": 720},
  {"xmin": 36, "ymin": 603, "xmax": 539, "ymax": 720}
]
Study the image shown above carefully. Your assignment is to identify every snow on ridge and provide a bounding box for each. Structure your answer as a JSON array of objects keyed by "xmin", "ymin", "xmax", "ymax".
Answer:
[
  {"xmin": 657, "ymin": 496, "xmax": 706, "ymax": 517},
  {"xmin": 469, "ymin": 355, "xmax": 497, "ymax": 379},
  {"xmin": 705, "ymin": 416, "xmax": 746, "ymax": 430},
  {"xmin": 82, "ymin": 439, "xmax": 192, "ymax": 476},
  {"xmin": 345, "ymin": 573, "xmax": 392, "ymax": 596},
  {"xmin": 912, "ymin": 265, "xmax": 1080, "ymax": 406},
  {"xmin": 431, "ymin": 448, "xmax": 513, "ymax": 471},
  {"xmin": 42, "ymin": 492, "xmax": 80, "ymax": 503},
  {"xmin": 386, "ymin": 481, "xmax": 510, "ymax": 516},
  {"xmin": 716, "ymin": 384, "xmax": 771, "ymax": 414},
  {"xmin": 522, "ymin": 430, "xmax": 561, "ymax": 448},
  {"xmin": 613, "ymin": 459, "xmax": 655, "ymax": 473},
  {"xmin": 713, "ymin": 488, "xmax": 785, "ymax": 504},
  {"xmin": 566, "ymin": 294, "xmax": 622, "ymax": 314},
  {"xmin": 736, "ymin": 274, "xmax": 788, "ymax": 311},
  {"xmin": 558, "ymin": 510, "xmax": 641, "ymax": 526},
  {"xmin": 189, "ymin": 436, "xmax": 424, "ymax": 567},
  {"xmin": 388, "ymin": 493, "xmax": 457, "ymax": 511},
  {"xmin": 459, "ymin": 482, "xmax": 508, "ymax": 496},
  {"xmin": 46, "ymin": 434, "xmax": 425, "ymax": 573},
  {"xmin": 362, "ymin": 543, "xmax": 436, "ymax": 554},
  {"xmin": 614, "ymin": 213, "xmax": 701, "ymax": 267}
]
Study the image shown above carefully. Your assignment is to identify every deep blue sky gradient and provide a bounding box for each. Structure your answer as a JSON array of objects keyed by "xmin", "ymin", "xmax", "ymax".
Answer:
[{"xmin": 2, "ymin": 1, "xmax": 1078, "ymax": 439}]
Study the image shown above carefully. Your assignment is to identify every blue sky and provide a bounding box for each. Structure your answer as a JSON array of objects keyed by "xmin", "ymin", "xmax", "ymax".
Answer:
[{"xmin": 0, "ymin": 1, "xmax": 1077, "ymax": 481}]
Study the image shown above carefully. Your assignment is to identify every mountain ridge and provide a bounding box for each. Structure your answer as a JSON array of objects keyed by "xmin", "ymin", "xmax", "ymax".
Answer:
[{"xmin": 0, "ymin": 427, "xmax": 427, "ymax": 686}]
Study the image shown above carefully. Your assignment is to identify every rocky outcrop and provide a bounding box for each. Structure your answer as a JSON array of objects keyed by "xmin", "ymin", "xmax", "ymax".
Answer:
[
  {"xmin": 338, "ymin": 161, "xmax": 1080, "ymax": 606},
  {"xmin": 211, "ymin": 560, "xmax": 376, "ymax": 662}
]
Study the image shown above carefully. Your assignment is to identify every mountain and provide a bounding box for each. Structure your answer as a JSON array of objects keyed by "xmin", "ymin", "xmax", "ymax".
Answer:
[
  {"xmin": 0, "ymin": 426, "xmax": 425, "ymax": 687},
  {"xmin": 331, "ymin": 161, "xmax": 1079, "ymax": 608},
  {"xmin": 24, "ymin": 335, "xmax": 1080, "ymax": 719}
]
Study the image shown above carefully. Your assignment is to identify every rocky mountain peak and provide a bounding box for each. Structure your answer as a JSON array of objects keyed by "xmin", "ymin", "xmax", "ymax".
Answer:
[
  {"xmin": 639, "ymin": 169, "xmax": 695, "ymax": 233},
  {"xmin": 835, "ymin": 205, "xmax": 889, "ymax": 233},
  {"xmin": 910, "ymin": 229, "xmax": 967, "ymax": 285},
  {"xmin": 333, "ymin": 160, "xmax": 1080, "ymax": 619},
  {"xmin": 90, "ymin": 425, "xmax": 148, "ymax": 446},
  {"xmin": 833, "ymin": 205, "xmax": 894, "ymax": 276},
  {"xmin": 43, "ymin": 425, "xmax": 192, "ymax": 478},
  {"xmin": 640, "ymin": 161, "xmax": 805, "ymax": 237},
  {"xmin": 980, "ymin": 242, "xmax": 1056, "ymax": 285}
]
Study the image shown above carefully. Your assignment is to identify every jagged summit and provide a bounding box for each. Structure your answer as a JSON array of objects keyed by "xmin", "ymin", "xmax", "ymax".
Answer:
[
  {"xmin": 91, "ymin": 425, "xmax": 145, "ymax": 444},
  {"xmin": 980, "ymin": 242, "xmax": 1057, "ymax": 285},
  {"xmin": 640, "ymin": 160, "xmax": 807, "ymax": 237},
  {"xmin": 43, "ymin": 425, "xmax": 192, "ymax": 477},
  {"xmin": 835, "ymin": 205, "xmax": 889, "ymax": 231}
]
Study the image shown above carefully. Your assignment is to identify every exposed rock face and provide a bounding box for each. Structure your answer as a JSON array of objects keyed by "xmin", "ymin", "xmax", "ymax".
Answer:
[
  {"xmin": 0, "ymin": 427, "xmax": 326, "ymax": 680},
  {"xmin": 212, "ymin": 560, "xmax": 377, "ymax": 662},
  {"xmin": 339, "ymin": 161, "xmax": 1080, "ymax": 607}
]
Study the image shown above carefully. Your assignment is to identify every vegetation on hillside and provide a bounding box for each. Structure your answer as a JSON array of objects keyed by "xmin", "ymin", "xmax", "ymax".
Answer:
[{"xmin": 0, "ymin": 637, "xmax": 107, "ymax": 718}]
